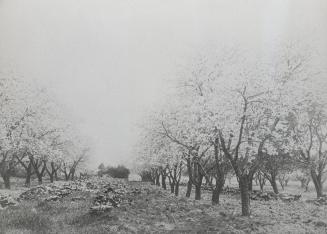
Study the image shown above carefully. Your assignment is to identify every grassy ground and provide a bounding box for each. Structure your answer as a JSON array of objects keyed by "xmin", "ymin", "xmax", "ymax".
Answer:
[{"xmin": 0, "ymin": 178, "xmax": 326, "ymax": 234}]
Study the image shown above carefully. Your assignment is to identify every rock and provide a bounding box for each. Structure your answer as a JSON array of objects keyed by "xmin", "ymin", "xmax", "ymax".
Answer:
[
  {"xmin": 71, "ymin": 196, "xmax": 85, "ymax": 201},
  {"xmin": 44, "ymin": 195, "xmax": 60, "ymax": 202},
  {"xmin": 0, "ymin": 194, "xmax": 18, "ymax": 209},
  {"xmin": 314, "ymin": 221, "xmax": 327, "ymax": 227},
  {"xmin": 306, "ymin": 195, "xmax": 327, "ymax": 206},
  {"xmin": 279, "ymin": 193, "xmax": 301, "ymax": 202}
]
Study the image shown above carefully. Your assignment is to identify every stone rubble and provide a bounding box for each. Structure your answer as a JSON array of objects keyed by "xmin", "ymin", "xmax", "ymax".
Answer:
[
  {"xmin": 0, "ymin": 194, "xmax": 18, "ymax": 209},
  {"xmin": 89, "ymin": 182, "xmax": 142, "ymax": 213},
  {"xmin": 223, "ymin": 187, "xmax": 301, "ymax": 202},
  {"xmin": 306, "ymin": 195, "xmax": 327, "ymax": 206}
]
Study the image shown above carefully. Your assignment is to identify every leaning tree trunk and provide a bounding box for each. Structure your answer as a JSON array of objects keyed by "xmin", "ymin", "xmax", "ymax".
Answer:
[
  {"xmin": 186, "ymin": 180, "xmax": 192, "ymax": 198},
  {"xmin": 269, "ymin": 175, "xmax": 279, "ymax": 194},
  {"xmin": 311, "ymin": 170, "xmax": 323, "ymax": 198},
  {"xmin": 239, "ymin": 175, "xmax": 250, "ymax": 216}
]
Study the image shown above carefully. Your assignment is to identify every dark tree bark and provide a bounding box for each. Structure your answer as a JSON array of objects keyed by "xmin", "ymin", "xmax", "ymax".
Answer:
[
  {"xmin": 211, "ymin": 187, "xmax": 221, "ymax": 205},
  {"xmin": 2, "ymin": 174, "xmax": 11, "ymax": 189},
  {"xmin": 63, "ymin": 166, "xmax": 70, "ymax": 181},
  {"xmin": 256, "ymin": 171, "xmax": 266, "ymax": 192},
  {"xmin": 25, "ymin": 161, "xmax": 32, "ymax": 187},
  {"xmin": 55, "ymin": 170, "xmax": 59, "ymax": 181},
  {"xmin": 186, "ymin": 180, "xmax": 192, "ymax": 198},
  {"xmin": 239, "ymin": 175, "xmax": 250, "ymax": 216},
  {"xmin": 155, "ymin": 174, "xmax": 160, "ymax": 186},
  {"xmin": 167, "ymin": 162, "xmax": 183, "ymax": 196},
  {"xmin": 46, "ymin": 162, "xmax": 61, "ymax": 183},
  {"xmin": 0, "ymin": 160, "xmax": 15, "ymax": 189},
  {"xmin": 195, "ymin": 182, "xmax": 202, "ymax": 200},
  {"xmin": 161, "ymin": 175, "xmax": 166, "ymax": 189},
  {"xmin": 32, "ymin": 159, "xmax": 46, "ymax": 185},
  {"xmin": 269, "ymin": 175, "xmax": 279, "ymax": 194},
  {"xmin": 170, "ymin": 182, "xmax": 175, "ymax": 193},
  {"xmin": 15, "ymin": 153, "xmax": 33, "ymax": 187},
  {"xmin": 186, "ymin": 152, "xmax": 204, "ymax": 200},
  {"xmin": 311, "ymin": 169, "xmax": 323, "ymax": 198},
  {"xmin": 71, "ymin": 169, "xmax": 76, "ymax": 181}
]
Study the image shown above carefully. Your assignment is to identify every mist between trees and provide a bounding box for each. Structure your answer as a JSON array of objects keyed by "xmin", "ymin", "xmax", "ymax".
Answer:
[
  {"xmin": 133, "ymin": 45, "xmax": 327, "ymax": 216},
  {"xmin": 0, "ymin": 77, "xmax": 91, "ymax": 189}
]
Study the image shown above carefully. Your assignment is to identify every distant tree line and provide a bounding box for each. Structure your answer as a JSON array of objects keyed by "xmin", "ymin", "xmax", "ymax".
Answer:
[{"xmin": 97, "ymin": 163, "xmax": 130, "ymax": 179}]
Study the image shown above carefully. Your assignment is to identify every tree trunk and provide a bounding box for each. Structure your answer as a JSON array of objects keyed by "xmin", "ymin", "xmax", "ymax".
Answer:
[
  {"xmin": 161, "ymin": 175, "xmax": 166, "ymax": 190},
  {"xmin": 239, "ymin": 175, "xmax": 250, "ymax": 216},
  {"xmin": 0, "ymin": 162, "xmax": 12, "ymax": 189},
  {"xmin": 195, "ymin": 184, "xmax": 201, "ymax": 200},
  {"xmin": 174, "ymin": 183, "xmax": 179, "ymax": 196},
  {"xmin": 186, "ymin": 180, "xmax": 192, "ymax": 198},
  {"xmin": 49, "ymin": 173, "xmax": 54, "ymax": 183},
  {"xmin": 259, "ymin": 181, "xmax": 265, "ymax": 192},
  {"xmin": 270, "ymin": 176, "xmax": 279, "ymax": 194},
  {"xmin": 71, "ymin": 169, "xmax": 76, "ymax": 180},
  {"xmin": 155, "ymin": 174, "xmax": 160, "ymax": 186},
  {"xmin": 170, "ymin": 183, "xmax": 175, "ymax": 193},
  {"xmin": 55, "ymin": 170, "xmax": 59, "ymax": 181},
  {"xmin": 212, "ymin": 187, "xmax": 220, "ymax": 205},
  {"xmin": 311, "ymin": 170, "xmax": 323, "ymax": 198},
  {"xmin": 212, "ymin": 177, "xmax": 225, "ymax": 205},
  {"xmin": 64, "ymin": 171, "xmax": 70, "ymax": 181},
  {"xmin": 25, "ymin": 162, "xmax": 32, "ymax": 187},
  {"xmin": 2, "ymin": 174, "xmax": 11, "ymax": 189},
  {"xmin": 37, "ymin": 174, "xmax": 43, "ymax": 185}
]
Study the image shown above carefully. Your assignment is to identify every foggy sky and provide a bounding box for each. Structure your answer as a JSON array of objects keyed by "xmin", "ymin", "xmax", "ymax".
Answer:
[{"xmin": 1, "ymin": 0, "xmax": 326, "ymax": 169}]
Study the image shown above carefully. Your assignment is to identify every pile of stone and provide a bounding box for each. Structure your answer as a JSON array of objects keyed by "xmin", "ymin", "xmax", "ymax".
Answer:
[
  {"xmin": 222, "ymin": 187, "xmax": 240, "ymax": 195},
  {"xmin": 19, "ymin": 182, "xmax": 82, "ymax": 201},
  {"xmin": 278, "ymin": 193, "xmax": 301, "ymax": 202},
  {"xmin": 306, "ymin": 195, "xmax": 327, "ymax": 206},
  {"xmin": 222, "ymin": 187, "xmax": 301, "ymax": 202},
  {"xmin": 250, "ymin": 190, "xmax": 279, "ymax": 201},
  {"xmin": 0, "ymin": 194, "xmax": 18, "ymax": 209},
  {"xmin": 90, "ymin": 183, "xmax": 142, "ymax": 213},
  {"xmin": 19, "ymin": 186, "xmax": 50, "ymax": 200}
]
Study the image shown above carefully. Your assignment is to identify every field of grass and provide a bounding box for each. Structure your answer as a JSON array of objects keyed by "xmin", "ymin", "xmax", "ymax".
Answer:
[{"xmin": 0, "ymin": 178, "xmax": 326, "ymax": 234}]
